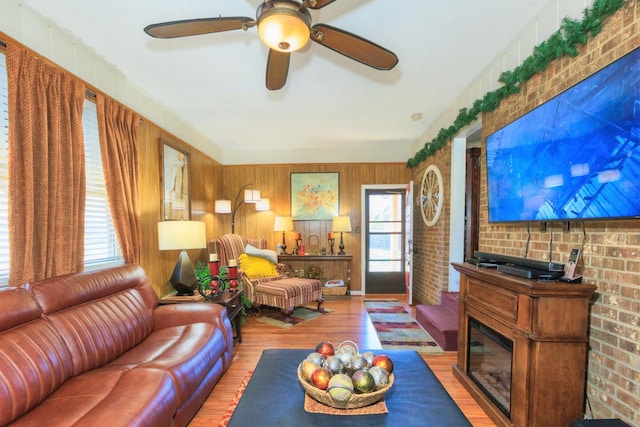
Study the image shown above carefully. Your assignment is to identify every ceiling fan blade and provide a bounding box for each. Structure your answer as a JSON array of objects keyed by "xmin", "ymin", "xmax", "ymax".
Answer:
[
  {"xmin": 311, "ymin": 24, "xmax": 398, "ymax": 70},
  {"xmin": 144, "ymin": 17, "xmax": 256, "ymax": 38},
  {"xmin": 303, "ymin": 0, "xmax": 338, "ymax": 10},
  {"xmin": 266, "ymin": 50, "xmax": 290, "ymax": 90}
]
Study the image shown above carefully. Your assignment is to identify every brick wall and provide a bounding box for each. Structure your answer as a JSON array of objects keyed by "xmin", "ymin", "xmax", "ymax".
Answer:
[
  {"xmin": 411, "ymin": 141, "xmax": 451, "ymax": 305},
  {"xmin": 481, "ymin": 3, "xmax": 640, "ymax": 424}
]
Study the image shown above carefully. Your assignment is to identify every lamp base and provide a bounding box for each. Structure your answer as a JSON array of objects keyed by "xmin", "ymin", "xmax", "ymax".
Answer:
[{"xmin": 170, "ymin": 250, "xmax": 199, "ymax": 296}]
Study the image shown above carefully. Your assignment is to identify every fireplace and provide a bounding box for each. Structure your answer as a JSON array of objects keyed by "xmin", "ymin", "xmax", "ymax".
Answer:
[
  {"xmin": 467, "ymin": 317, "xmax": 513, "ymax": 418},
  {"xmin": 452, "ymin": 263, "xmax": 596, "ymax": 427}
]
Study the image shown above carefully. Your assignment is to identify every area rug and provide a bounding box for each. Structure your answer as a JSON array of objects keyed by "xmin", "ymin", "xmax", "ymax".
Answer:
[
  {"xmin": 255, "ymin": 305, "xmax": 332, "ymax": 328},
  {"xmin": 364, "ymin": 299, "xmax": 444, "ymax": 354},
  {"xmin": 218, "ymin": 371, "xmax": 252, "ymax": 427}
]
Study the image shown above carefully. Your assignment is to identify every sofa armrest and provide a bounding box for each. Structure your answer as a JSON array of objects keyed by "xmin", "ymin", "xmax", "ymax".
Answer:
[{"xmin": 153, "ymin": 303, "xmax": 227, "ymax": 331}]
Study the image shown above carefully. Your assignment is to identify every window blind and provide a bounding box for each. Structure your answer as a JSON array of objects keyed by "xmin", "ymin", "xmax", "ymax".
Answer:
[{"xmin": 83, "ymin": 99, "xmax": 123, "ymax": 268}]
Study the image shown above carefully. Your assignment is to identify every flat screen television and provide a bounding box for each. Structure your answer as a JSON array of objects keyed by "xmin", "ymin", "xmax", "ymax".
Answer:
[{"xmin": 485, "ymin": 46, "xmax": 640, "ymax": 223}]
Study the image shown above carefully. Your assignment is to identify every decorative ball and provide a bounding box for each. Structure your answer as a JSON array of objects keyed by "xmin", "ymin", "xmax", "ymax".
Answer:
[
  {"xmin": 368, "ymin": 365, "xmax": 390, "ymax": 390},
  {"xmin": 307, "ymin": 352, "xmax": 324, "ymax": 366},
  {"xmin": 299, "ymin": 359, "xmax": 320, "ymax": 382},
  {"xmin": 327, "ymin": 374, "xmax": 354, "ymax": 403},
  {"xmin": 352, "ymin": 369, "xmax": 375, "ymax": 394},
  {"xmin": 323, "ymin": 355, "xmax": 346, "ymax": 374}
]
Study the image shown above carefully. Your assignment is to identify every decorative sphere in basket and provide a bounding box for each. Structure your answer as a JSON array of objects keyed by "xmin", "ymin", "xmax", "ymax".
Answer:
[{"xmin": 297, "ymin": 340, "xmax": 394, "ymax": 409}]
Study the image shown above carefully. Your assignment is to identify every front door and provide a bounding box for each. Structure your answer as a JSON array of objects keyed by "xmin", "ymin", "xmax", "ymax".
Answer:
[
  {"xmin": 364, "ymin": 189, "xmax": 405, "ymax": 293},
  {"xmin": 404, "ymin": 181, "xmax": 413, "ymax": 304}
]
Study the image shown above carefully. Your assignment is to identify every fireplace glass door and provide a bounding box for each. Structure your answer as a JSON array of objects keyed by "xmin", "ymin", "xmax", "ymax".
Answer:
[{"xmin": 467, "ymin": 317, "xmax": 513, "ymax": 418}]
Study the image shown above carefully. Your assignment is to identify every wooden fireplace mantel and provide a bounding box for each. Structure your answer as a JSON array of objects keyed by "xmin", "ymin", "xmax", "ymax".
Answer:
[{"xmin": 451, "ymin": 262, "xmax": 597, "ymax": 427}]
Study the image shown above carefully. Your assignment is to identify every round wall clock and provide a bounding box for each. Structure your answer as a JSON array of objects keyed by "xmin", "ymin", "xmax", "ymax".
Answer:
[{"xmin": 419, "ymin": 164, "xmax": 443, "ymax": 226}]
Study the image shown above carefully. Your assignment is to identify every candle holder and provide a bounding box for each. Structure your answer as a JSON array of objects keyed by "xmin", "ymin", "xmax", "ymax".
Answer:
[
  {"xmin": 228, "ymin": 264, "xmax": 239, "ymax": 292},
  {"xmin": 207, "ymin": 260, "xmax": 221, "ymax": 296},
  {"xmin": 328, "ymin": 238, "xmax": 335, "ymax": 255}
]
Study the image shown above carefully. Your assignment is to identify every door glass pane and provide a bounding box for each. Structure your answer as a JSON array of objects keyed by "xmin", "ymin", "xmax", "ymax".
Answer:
[
  {"xmin": 368, "ymin": 234, "xmax": 402, "ymax": 268},
  {"xmin": 369, "ymin": 194, "xmax": 402, "ymax": 221}
]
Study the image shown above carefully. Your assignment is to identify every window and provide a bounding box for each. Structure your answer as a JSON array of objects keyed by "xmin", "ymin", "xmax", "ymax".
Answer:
[
  {"xmin": 0, "ymin": 51, "xmax": 122, "ymax": 287},
  {"xmin": 82, "ymin": 99, "xmax": 123, "ymax": 269}
]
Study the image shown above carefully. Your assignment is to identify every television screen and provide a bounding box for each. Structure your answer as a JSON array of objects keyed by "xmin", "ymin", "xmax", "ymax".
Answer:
[{"xmin": 486, "ymin": 47, "xmax": 640, "ymax": 222}]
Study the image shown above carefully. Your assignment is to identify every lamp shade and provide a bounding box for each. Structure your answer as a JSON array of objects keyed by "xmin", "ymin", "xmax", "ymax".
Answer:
[
  {"xmin": 255, "ymin": 198, "xmax": 271, "ymax": 211},
  {"xmin": 257, "ymin": 6, "xmax": 311, "ymax": 53},
  {"xmin": 332, "ymin": 216, "xmax": 352, "ymax": 233},
  {"xmin": 274, "ymin": 216, "xmax": 294, "ymax": 232},
  {"xmin": 158, "ymin": 221, "xmax": 206, "ymax": 250},
  {"xmin": 244, "ymin": 189, "xmax": 261, "ymax": 203},
  {"xmin": 214, "ymin": 200, "xmax": 232, "ymax": 213}
]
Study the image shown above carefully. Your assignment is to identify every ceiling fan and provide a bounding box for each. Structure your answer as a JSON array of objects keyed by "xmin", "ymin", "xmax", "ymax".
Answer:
[{"xmin": 144, "ymin": 0, "xmax": 398, "ymax": 90}]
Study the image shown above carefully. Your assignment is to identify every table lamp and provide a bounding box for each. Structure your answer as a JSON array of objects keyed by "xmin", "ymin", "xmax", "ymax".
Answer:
[
  {"xmin": 332, "ymin": 216, "xmax": 352, "ymax": 255},
  {"xmin": 158, "ymin": 220, "xmax": 206, "ymax": 295},
  {"xmin": 274, "ymin": 216, "xmax": 294, "ymax": 255}
]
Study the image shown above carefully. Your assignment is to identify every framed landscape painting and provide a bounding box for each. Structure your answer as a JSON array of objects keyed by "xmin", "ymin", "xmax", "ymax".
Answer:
[{"xmin": 291, "ymin": 172, "xmax": 339, "ymax": 220}]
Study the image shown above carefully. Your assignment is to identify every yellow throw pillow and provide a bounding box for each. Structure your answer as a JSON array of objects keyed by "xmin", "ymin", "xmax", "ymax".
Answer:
[{"xmin": 238, "ymin": 253, "xmax": 278, "ymax": 279}]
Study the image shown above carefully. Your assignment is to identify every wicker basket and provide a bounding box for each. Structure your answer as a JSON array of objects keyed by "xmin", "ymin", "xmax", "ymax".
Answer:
[
  {"xmin": 322, "ymin": 286, "xmax": 347, "ymax": 296},
  {"xmin": 297, "ymin": 366, "xmax": 394, "ymax": 409}
]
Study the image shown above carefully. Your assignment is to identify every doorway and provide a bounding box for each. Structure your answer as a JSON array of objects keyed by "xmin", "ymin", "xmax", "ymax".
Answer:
[{"xmin": 363, "ymin": 188, "xmax": 405, "ymax": 293}]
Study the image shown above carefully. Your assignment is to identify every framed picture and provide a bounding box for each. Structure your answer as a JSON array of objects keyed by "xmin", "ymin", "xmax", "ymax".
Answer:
[
  {"xmin": 291, "ymin": 172, "xmax": 339, "ymax": 220},
  {"xmin": 161, "ymin": 139, "xmax": 191, "ymax": 220}
]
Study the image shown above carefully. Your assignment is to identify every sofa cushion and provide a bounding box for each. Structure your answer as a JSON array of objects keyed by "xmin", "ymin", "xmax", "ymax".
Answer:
[
  {"xmin": 107, "ymin": 322, "xmax": 228, "ymax": 402},
  {"xmin": 0, "ymin": 287, "xmax": 74, "ymax": 426},
  {"xmin": 10, "ymin": 366, "xmax": 177, "ymax": 427},
  {"xmin": 238, "ymin": 253, "xmax": 278, "ymax": 279},
  {"xmin": 27, "ymin": 266, "xmax": 156, "ymax": 376}
]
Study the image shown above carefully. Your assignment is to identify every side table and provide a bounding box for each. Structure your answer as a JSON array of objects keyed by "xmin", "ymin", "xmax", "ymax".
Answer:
[
  {"xmin": 159, "ymin": 289, "xmax": 243, "ymax": 343},
  {"xmin": 208, "ymin": 289, "xmax": 243, "ymax": 343}
]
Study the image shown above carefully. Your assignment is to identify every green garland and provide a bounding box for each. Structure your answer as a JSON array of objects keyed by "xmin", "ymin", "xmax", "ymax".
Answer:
[{"xmin": 407, "ymin": 0, "xmax": 627, "ymax": 168}]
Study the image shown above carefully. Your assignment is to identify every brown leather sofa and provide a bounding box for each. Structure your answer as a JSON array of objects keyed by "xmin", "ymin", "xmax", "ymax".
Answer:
[{"xmin": 0, "ymin": 264, "xmax": 234, "ymax": 427}]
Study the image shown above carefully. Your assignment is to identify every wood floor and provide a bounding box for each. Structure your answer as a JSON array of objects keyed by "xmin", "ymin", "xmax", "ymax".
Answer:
[{"xmin": 189, "ymin": 294, "xmax": 496, "ymax": 427}]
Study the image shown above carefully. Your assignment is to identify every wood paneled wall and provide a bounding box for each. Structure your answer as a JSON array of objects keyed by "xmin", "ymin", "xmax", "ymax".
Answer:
[
  {"xmin": 216, "ymin": 164, "xmax": 411, "ymax": 293},
  {"xmin": 137, "ymin": 122, "xmax": 224, "ymax": 297},
  {"xmin": 135, "ymin": 123, "xmax": 410, "ymax": 296}
]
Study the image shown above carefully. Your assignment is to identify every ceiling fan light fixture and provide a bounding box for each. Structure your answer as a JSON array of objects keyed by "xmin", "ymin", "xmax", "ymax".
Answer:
[{"xmin": 257, "ymin": 3, "xmax": 311, "ymax": 52}]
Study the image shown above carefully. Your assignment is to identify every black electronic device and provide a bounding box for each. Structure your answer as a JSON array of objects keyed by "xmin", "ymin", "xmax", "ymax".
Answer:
[
  {"xmin": 474, "ymin": 250, "xmax": 565, "ymax": 272},
  {"xmin": 497, "ymin": 264, "xmax": 564, "ymax": 280}
]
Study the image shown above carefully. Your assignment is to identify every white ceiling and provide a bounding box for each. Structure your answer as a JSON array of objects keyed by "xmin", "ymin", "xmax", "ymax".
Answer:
[{"xmin": 19, "ymin": 0, "xmax": 553, "ymax": 164}]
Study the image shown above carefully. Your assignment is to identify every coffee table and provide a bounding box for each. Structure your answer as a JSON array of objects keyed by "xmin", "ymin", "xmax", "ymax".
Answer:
[{"xmin": 226, "ymin": 349, "xmax": 472, "ymax": 426}]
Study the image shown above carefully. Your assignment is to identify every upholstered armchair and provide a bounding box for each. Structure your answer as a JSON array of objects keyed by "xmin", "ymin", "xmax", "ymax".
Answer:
[{"xmin": 209, "ymin": 234, "xmax": 324, "ymax": 318}]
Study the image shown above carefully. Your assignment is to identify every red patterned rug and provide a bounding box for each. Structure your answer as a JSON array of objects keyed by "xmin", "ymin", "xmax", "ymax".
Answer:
[
  {"xmin": 364, "ymin": 299, "xmax": 443, "ymax": 354},
  {"xmin": 217, "ymin": 371, "xmax": 253, "ymax": 427}
]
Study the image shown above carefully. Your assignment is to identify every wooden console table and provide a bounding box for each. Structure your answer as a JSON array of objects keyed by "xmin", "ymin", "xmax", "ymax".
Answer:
[
  {"xmin": 278, "ymin": 254, "xmax": 352, "ymax": 294},
  {"xmin": 451, "ymin": 262, "xmax": 596, "ymax": 427}
]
